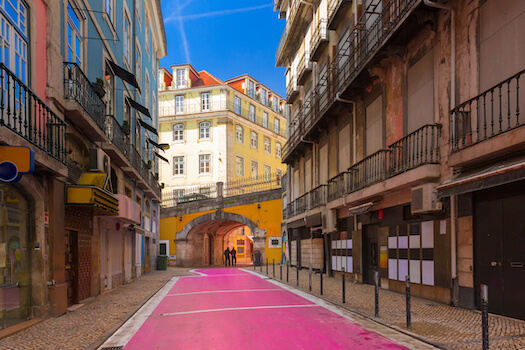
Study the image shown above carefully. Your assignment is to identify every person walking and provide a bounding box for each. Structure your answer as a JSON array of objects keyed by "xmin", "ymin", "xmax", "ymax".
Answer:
[
  {"xmin": 224, "ymin": 247, "xmax": 231, "ymax": 266},
  {"xmin": 230, "ymin": 247, "xmax": 237, "ymax": 266}
]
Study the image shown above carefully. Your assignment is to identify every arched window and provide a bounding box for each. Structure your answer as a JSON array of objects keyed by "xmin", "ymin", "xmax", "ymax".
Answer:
[
  {"xmin": 276, "ymin": 142, "xmax": 282, "ymax": 158},
  {"xmin": 173, "ymin": 123, "xmax": 184, "ymax": 141},
  {"xmin": 236, "ymin": 125, "xmax": 243, "ymax": 143},
  {"xmin": 199, "ymin": 121, "xmax": 210, "ymax": 139},
  {"xmin": 264, "ymin": 137, "xmax": 271, "ymax": 153}
]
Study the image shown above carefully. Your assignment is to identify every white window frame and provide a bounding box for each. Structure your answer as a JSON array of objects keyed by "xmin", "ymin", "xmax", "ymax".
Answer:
[
  {"xmin": 0, "ymin": 0, "xmax": 28, "ymax": 83},
  {"xmin": 173, "ymin": 156, "xmax": 185, "ymax": 176},
  {"xmin": 264, "ymin": 137, "xmax": 271, "ymax": 154},
  {"xmin": 135, "ymin": 0, "xmax": 142, "ymax": 27},
  {"xmin": 250, "ymin": 131, "xmax": 258, "ymax": 149},
  {"xmin": 135, "ymin": 39, "xmax": 142, "ymax": 88},
  {"xmin": 123, "ymin": 10, "xmax": 131, "ymax": 66},
  {"xmin": 67, "ymin": 2, "xmax": 83, "ymax": 66},
  {"xmin": 199, "ymin": 154, "xmax": 211, "ymax": 174},
  {"xmin": 274, "ymin": 117, "xmax": 280, "ymax": 134},
  {"xmin": 175, "ymin": 95, "xmax": 184, "ymax": 114},
  {"xmin": 173, "ymin": 123, "xmax": 184, "ymax": 142},
  {"xmin": 250, "ymin": 160, "xmax": 258, "ymax": 178},
  {"xmin": 104, "ymin": 0, "xmax": 115, "ymax": 25},
  {"xmin": 248, "ymin": 80, "xmax": 255, "ymax": 98},
  {"xmin": 236, "ymin": 156, "xmax": 244, "ymax": 176},
  {"xmin": 249, "ymin": 105, "xmax": 256, "ymax": 122},
  {"xmin": 276, "ymin": 142, "xmax": 282, "ymax": 158},
  {"xmin": 273, "ymin": 96, "xmax": 279, "ymax": 112},
  {"xmin": 234, "ymin": 96, "xmax": 241, "ymax": 115},
  {"xmin": 263, "ymin": 112, "xmax": 269, "ymax": 128},
  {"xmin": 145, "ymin": 73, "xmax": 150, "ymax": 108},
  {"xmin": 264, "ymin": 165, "xmax": 271, "ymax": 180},
  {"xmin": 201, "ymin": 92, "xmax": 210, "ymax": 112},
  {"xmin": 176, "ymin": 69, "xmax": 186, "ymax": 88},
  {"xmin": 235, "ymin": 125, "xmax": 243, "ymax": 143},
  {"xmin": 199, "ymin": 121, "xmax": 211, "ymax": 139}
]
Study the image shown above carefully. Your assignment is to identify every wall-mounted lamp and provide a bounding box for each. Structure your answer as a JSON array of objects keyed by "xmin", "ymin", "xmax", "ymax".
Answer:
[{"xmin": 159, "ymin": 143, "xmax": 170, "ymax": 150}]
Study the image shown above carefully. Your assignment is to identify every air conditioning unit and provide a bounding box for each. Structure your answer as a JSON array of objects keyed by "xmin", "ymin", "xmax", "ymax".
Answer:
[
  {"xmin": 411, "ymin": 183, "xmax": 442, "ymax": 214},
  {"xmin": 322, "ymin": 209, "xmax": 337, "ymax": 233},
  {"xmin": 89, "ymin": 148, "xmax": 111, "ymax": 174}
]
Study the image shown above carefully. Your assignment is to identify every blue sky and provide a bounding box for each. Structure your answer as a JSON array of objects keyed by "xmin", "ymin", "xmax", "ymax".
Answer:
[{"xmin": 160, "ymin": 0, "xmax": 287, "ymax": 97}]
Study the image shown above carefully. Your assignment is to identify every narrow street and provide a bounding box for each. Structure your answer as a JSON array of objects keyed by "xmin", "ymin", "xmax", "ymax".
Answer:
[{"xmin": 100, "ymin": 268, "xmax": 435, "ymax": 349}]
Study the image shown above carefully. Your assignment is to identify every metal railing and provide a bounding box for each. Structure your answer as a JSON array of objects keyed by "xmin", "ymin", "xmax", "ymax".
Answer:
[
  {"xmin": 286, "ymin": 75, "xmax": 299, "ymax": 100},
  {"xmin": 310, "ymin": 184, "xmax": 329, "ymax": 209},
  {"xmin": 350, "ymin": 149, "xmax": 391, "ymax": 192},
  {"xmin": 328, "ymin": 0, "xmax": 350, "ymax": 23},
  {"xmin": 451, "ymin": 69, "xmax": 524, "ymax": 152},
  {"xmin": 284, "ymin": 0, "xmax": 419, "ymax": 159},
  {"xmin": 162, "ymin": 173, "xmax": 282, "ymax": 207},
  {"xmin": 310, "ymin": 19, "xmax": 329, "ymax": 59},
  {"xmin": 63, "ymin": 62, "xmax": 106, "ymax": 130},
  {"xmin": 105, "ymin": 115, "xmax": 130, "ymax": 157},
  {"xmin": 0, "ymin": 63, "xmax": 67, "ymax": 163}
]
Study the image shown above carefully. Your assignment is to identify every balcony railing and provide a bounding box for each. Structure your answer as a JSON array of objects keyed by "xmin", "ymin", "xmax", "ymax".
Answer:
[
  {"xmin": 105, "ymin": 115, "xmax": 130, "ymax": 157},
  {"xmin": 297, "ymin": 51, "xmax": 312, "ymax": 84},
  {"xmin": 0, "ymin": 63, "xmax": 67, "ymax": 163},
  {"xmin": 63, "ymin": 62, "xmax": 106, "ymax": 130},
  {"xmin": 310, "ymin": 184, "xmax": 329, "ymax": 209},
  {"xmin": 451, "ymin": 69, "xmax": 524, "ymax": 152},
  {"xmin": 328, "ymin": 0, "xmax": 351, "ymax": 27},
  {"xmin": 310, "ymin": 19, "xmax": 329, "ymax": 61},
  {"xmin": 284, "ymin": 0, "xmax": 420, "ymax": 160}
]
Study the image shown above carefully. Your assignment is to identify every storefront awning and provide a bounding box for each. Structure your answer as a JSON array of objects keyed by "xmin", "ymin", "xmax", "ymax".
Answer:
[
  {"xmin": 107, "ymin": 60, "xmax": 140, "ymax": 91},
  {"xmin": 65, "ymin": 172, "xmax": 119, "ymax": 216},
  {"xmin": 155, "ymin": 152, "xmax": 169, "ymax": 163},
  {"xmin": 437, "ymin": 156, "xmax": 525, "ymax": 198},
  {"xmin": 127, "ymin": 97, "xmax": 151, "ymax": 119},
  {"xmin": 348, "ymin": 202, "xmax": 374, "ymax": 215},
  {"xmin": 137, "ymin": 118, "xmax": 158, "ymax": 136}
]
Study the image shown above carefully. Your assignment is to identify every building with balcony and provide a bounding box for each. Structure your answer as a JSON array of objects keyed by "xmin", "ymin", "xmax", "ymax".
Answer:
[
  {"xmin": 276, "ymin": 0, "xmax": 525, "ymax": 320},
  {"xmin": 157, "ymin": 65, "xmax": 287, "ymax": 265}
]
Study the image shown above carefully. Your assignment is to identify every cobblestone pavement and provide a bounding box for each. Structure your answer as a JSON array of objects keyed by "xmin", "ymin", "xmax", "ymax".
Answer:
[
  {"xmin": 0, "ymin": 267, "xmax": 195, "ymax": 350},
  {"xmin": 251, "ymin": 265, "xmax": 525, "ymax": 350}
]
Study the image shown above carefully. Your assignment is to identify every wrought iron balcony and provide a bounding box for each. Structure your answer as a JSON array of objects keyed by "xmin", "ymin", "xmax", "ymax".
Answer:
[
  {"xmin": 276, "ymin": 0, "xmax": 312, "ymax": 66},
  {"xmin": 104, "ymin": 115, "xmax": 130, "ymax": 157},
  {"xmin": 328, "ymin": 0, "xmax": 352, "ymax": 30},
  {"xmin": 297, "ymin": 51, "xmax": 313, "ymax": 85},
  {"xmin": 286, "ymin": 76, "xmax": 300, "ymax": 103},
  {"xmin": 310, "ymin": 184, "xmax": 329, "ymax": 209},
  {"xmin": 310, "ymin": 19, "xmax": 329, "ymax": 62},
  {"xmin": 451, "ymin": 69, "xmax": 524, "ymax": 152},
  {"xmin": 63, "ymin": 62, "xmax": 106, "ymax": 131},
  {"xmin": 0, "ymin": 63, "xmax": 67, "ymax": 163}
]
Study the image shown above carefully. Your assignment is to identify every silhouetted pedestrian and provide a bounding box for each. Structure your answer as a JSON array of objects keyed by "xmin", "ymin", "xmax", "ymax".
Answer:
[
  {"xmin": 224, "ymin": 247, "xmax": 231, "ymax": 266},
  {"xmin": 230, "ymin": 247, "xmax": 237, "ymax": 266}
]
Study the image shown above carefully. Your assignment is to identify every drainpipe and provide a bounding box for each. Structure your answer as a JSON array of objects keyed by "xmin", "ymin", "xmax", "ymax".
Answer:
[
  {"xmin": 335, "ymin": 92, "xmax": 357, "ymax": 165},
  {"xmin": 424, "ymin": 0, "xmax": 457, "ymax": 303}
]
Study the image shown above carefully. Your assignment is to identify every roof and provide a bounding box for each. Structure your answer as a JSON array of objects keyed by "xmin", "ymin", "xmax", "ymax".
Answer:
[{"xmin": 193, "ymin": 70, "xmax": 223, "ymax": 87}]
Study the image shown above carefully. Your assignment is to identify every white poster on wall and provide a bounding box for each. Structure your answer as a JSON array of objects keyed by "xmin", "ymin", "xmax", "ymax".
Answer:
[{"xmin": 268, "ymin": 236, "xmax": 282, "ymax": 248}]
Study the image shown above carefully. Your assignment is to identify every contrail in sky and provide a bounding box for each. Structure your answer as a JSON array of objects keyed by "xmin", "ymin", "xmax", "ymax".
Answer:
[
  {"xmin": 164, "ymin": 4, "xmax": 272, "ymax": 23},
  {"xmin": 174, "ymin": 0, "xmax": 191, "ymax": 63}
]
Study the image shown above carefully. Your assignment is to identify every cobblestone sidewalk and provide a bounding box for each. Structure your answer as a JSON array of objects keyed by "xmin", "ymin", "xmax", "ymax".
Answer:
[
  {"xmin": 0, "ymin": 267, "xmax": 195, "ymax": 350},
  {"xmin": 252, "ymin": 264, "xmax": 525, "ymax": 350}
]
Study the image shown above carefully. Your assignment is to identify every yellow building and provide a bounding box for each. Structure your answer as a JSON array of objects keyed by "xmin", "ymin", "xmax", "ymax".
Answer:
[{"xmin": 157, "ymin": 64, "xmax": 287, "ymax": 265}]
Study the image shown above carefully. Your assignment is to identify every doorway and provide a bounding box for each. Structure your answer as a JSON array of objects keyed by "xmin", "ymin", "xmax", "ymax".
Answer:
[
  {"xmin": 65, "ymin": 230, "xmax": 79, "ymax": 306},
  {"xmin": 475, "ymin": 182, "xmax": 525, "ymax": 320},
  {"xmin": 203, "ymin": 234, "xmax": 212, "ymax": 265},
  {"xmin": 363, "ymin": 224, "xmax": 379, "ymax": 285}
]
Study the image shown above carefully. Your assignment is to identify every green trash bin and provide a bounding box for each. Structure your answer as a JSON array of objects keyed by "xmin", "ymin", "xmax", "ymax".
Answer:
[{"xmin": 157, "ymin": 255, "xmax": 168, "ymax": 270}]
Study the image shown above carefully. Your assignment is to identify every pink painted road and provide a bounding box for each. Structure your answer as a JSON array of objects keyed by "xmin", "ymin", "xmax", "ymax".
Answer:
[{"xmin": 103, "ymin": 268, "xmax": 433, "ymax": 349}]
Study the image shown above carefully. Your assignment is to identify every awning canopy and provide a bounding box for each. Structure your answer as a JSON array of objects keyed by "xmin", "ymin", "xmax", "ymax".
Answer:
[
  {"xmin": 437, "ymin": 156, "xmax": 525, "ymax": 198},
  {"xmin": 66, "ymin": 172, "xmax": 119, "ymax": 216},
  {"xmin": 148, "ymin": 138, "xmax": 164, "ymax": 150},
  {"xmin": 155, "ymin": 152, "xmax": 169, "ymax": 163},
  {"xmin": 107, "ymin": 60, "xmax": 140, "ymax": 91},
  {"xmin": 348, "ymin": 202, "xmax": 374, "ymax": 215},
  {"xmin": 127, "ymin": 97, "xmax": 151, "ymax": 119},
  {"xmin": 137, "ymin": 118, "xmax": 158, "ymax": 135}
]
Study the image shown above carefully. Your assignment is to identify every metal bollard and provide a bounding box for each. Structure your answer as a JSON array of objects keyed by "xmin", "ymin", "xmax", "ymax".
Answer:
[
  {"xmin": 320, "ymin": 265, "xmax": 323, "ymax": 295},
  {"xmin": 260, "ymin": 260, "xmax": 262, "ymax": 272},
  {"xmin": 273, "ymin": 259, "xmax": 275, "ymax": 277},
  {"xmin": 297, "ymin": 265, "xmax": 299, "ymax": 286},
  {"xmin": 280, "ymin": 263, "xmax": 283, "ymax": 280},
  {"xmin": 266, "ymin": 258, "xmax": 268, "ymax": 275},
  {"xmin": 309, "ymin": 263, "xmax": 312, "ymax": 292},
  {"xmin": 286, "ymin": 263, "xmax": 289, "ymax": 283},
  {"xmin": 342, "ymin": 267, "xmax": 346, "ymax": 303},
  {"xmin": 481, "ymin": 284, "xmax": 489, "ymax": 350},
  {"xmin": 253, "ymin": 255, "xmax": 255, "ymax": 270},
  {"xmin": 374, "ymin": 270, "xmax": 379, "ymax": 317},
  {"xmin": 406, "ymin": 275, "xmax": 411, "ymax": 329}
]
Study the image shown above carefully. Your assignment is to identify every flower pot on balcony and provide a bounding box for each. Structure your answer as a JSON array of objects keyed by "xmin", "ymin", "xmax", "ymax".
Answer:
[
  {"xmin": 147, "ymin": 160, "xmax": 153, "ymax": 169},
  {"xmin": 92, "ymin": 81, "xmax": 105, "ymax": 99}
]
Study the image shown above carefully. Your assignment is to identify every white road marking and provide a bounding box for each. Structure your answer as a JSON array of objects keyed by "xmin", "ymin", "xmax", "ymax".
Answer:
[
  {"xmin": 166, "ymin": 288, "xmax": 284, "ymax": 296},
  {"xmin": 152, "ymin": 304, "xmax": 318, "ymax": 317}
]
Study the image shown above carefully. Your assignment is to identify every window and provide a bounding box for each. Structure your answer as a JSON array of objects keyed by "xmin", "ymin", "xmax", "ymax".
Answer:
[
  {"xmin": 201, "ymin": 92, "xmax": 210, "ymax": 112},
  {"xmin": 199, "ymin": 121, "xmax": 210, "ymax": 139},
  {"xmin": 145, "ymin": 18, "xmax": 151, "ymax": 55},
  {"xmin": 159, "ymin": 242, "xmax": 168, "ymax": 256},
  {"xmin": 135, "ymin": 0, "xmax": 141, "ymax": 26},
  {"xmin": 104, "ymin": 0, "xmax": 114, "ymax": 24},
  {"xmin": 124, "ymin": 12, "xmax": 131, "ymax": 64},
  {"xmin": 135, "ymin": 43, "xmax": 141, "ymax": 87},
  {"xmin": 173, "ymin": 156, "xmax": 184, "ymax": 175},
  {"xmin": 235, "ymin": 125, "xmax": 243, "ymax": 143},
  {"xmin": 248, "ymin": 80, "xmax": 255, "ymax": 98},
  {"xmin": 276, "ymin": 168, "xmax": 282, "ymax": 179},
  {"xmin": 249, "ymin": 105, "xmax": 256, "ymax": 122},
  {"xmin": 104, "ymin": 64, "xmax": 114, "ymax": 116},
  {"xmin": 274, "ymin": 118, "xmax": 280, "ymax": 134},
  {"xmin": 263, "ymin": 112, "xmax": 269, "ymax": 128},
  {"xmin": 175, "ymin": 95, "xmax": 184, "ymax": 114},
  {"xmin": 173, "ymin": 124, "xmax": 184, "ymax": 141},
  {"xmin": 176, "ymin": 69, "xmax": 186, "ymax": 88},
  {"xmin": 67, "ymin": 3, "xmax": 82, "ymax": 65},
  {"xmin": 276, "ymin": 142, "xmax": 282, "ymax": 158},
  {"xmin": 250, "ymin": 131, "xmax": 258, "ymax": 148},
  {"xmin": 236, "ymin": 156, "xmax": 244, "ymax": 176},
  {"xmin": 273, "ymin": 96, "xmax": 279, "ymax": 112},
  {"xmin": 264, "ymin": 137, "xmax": 271, "ymax": 153},
  {"xmin": 145, "ymin": 74, "xmax": 150, "ymax": 108},
  {"xmin": 199, "ymin": 154, "xmax": 211, "ymax": 174},
  {"xmin": 264, "ymin": 165, "xmax": 271, "ymax": 180},
  {"xmin": 0, "ymin": 0, "xmax": 28, "ymax": 83},
  {"xmin": 261, "ymin": 89, "xmax": 268, "ymax": 105},
  {"xmin": 251, "ymin": 161, "xmax": 258, "ymax": 178},
  {"xmin": 234, "ymin": 96, "xmax": 241, "ymax": 115}
]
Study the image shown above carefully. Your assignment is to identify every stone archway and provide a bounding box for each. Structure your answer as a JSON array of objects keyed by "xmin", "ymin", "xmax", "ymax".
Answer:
[{"xmin": 175, "ymin": 210, "xmax": 266, "ymax": 267}]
